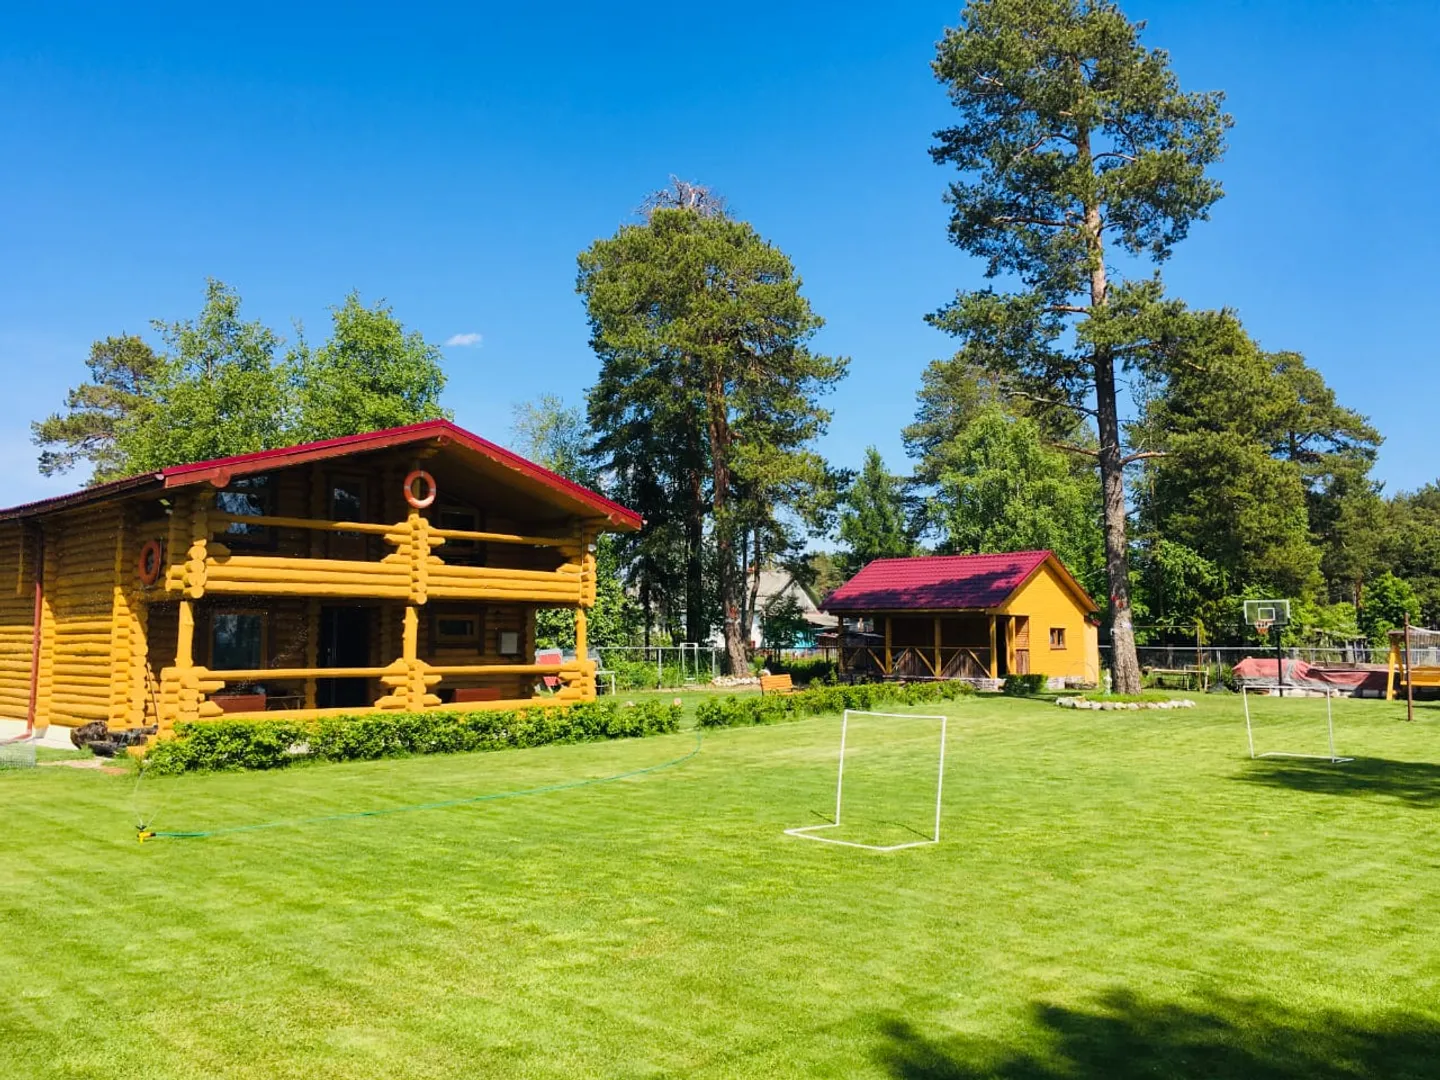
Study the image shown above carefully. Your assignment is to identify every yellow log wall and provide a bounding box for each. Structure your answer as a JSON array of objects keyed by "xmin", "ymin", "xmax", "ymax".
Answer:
[
  {"xmin": 45, "ymin": 506, "xmax": 124, "ymax": 726},
  {"xmin": 1000, "ymin": 561, "xmax": 1099, "ymax": 682},
  {"xmin": 0, "ymin": 524, "xmax": 34, "ymax": 720}
]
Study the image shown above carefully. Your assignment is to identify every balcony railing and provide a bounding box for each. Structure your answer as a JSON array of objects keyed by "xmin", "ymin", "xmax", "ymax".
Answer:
[{"xmin": 147, "ymin": 498, "xmax": 596, "ymax": 606}]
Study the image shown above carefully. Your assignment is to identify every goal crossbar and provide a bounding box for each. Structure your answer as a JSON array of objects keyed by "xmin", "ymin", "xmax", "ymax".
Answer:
[
  {"xmin": 785, "ymin": 710, "xmax": 948, "ymax": 852},
  {"xmin": 1242, "ymin": 685, "xmax": 1352, "ymax": 764}
]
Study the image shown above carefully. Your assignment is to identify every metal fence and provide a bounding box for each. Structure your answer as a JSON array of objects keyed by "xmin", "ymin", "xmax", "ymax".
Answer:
[
  {"xmin": 591, "ymin": 645, "xmax": 722, "ymax": 689},
  {"xmin": 1104, "ymin": 644, "xmax": 1385, "ymax": 668}
]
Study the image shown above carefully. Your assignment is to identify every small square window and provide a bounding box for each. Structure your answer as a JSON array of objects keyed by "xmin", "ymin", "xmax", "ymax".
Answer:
[
  {"xmin": 1049, "ymin": 627, "xmax": 1067, "ymax": 649},
  {"xmin": 215, "ymin": 476, "xmax": 274, "ymax": 549}
]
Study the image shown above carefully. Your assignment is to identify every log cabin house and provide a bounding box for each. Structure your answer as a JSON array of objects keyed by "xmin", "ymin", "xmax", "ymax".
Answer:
[
  {"xmin": 821, "ymin": 551, "xmax": 1100, "ymax": 686},
  {"xmin": 0, "ymin": 420, "xmax": 640, "ymax": 740}
]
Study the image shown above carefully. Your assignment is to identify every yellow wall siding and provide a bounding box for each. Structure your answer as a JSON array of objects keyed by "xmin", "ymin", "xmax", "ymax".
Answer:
[
  {"xmin": 47, "ymin": 507, "xmax": 122, "ymax": 725},
  {"xmin": 0, "ymin": 524, "xmax": 34, "ymax": 720},
  {"xmin": 1001, "ymin": 561, "xmax": 1099, "ymax": 681}
]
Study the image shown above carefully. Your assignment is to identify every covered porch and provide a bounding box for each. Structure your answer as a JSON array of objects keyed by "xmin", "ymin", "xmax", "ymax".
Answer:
[{"xmin": 837, "ymin": 612, "xmax": 1031, "ymax": 681}]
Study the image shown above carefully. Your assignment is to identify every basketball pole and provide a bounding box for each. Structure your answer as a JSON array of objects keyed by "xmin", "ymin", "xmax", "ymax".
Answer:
[{"xmin": 1275, "ymin": 620, "xmax": 1284, "ymax": 698}]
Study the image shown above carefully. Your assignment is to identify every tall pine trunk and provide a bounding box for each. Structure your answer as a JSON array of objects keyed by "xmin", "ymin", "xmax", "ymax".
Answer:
[
  {"xmin": 707, "ymin": 377, "xmax": 750, "ymax": 676},
  {"xmin": 1084, "ymin": 166, "xmax": 1142, "ymax": 695}
]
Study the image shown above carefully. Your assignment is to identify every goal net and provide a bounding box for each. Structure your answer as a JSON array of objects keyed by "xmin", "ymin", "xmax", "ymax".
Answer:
[
  {"xmin": 785, "ymin": 710, "xmax": 948, "ymax": 852},
  {"xmin": 1242, "ymin": 685, "xmax": 1351, "ymax": 764}
]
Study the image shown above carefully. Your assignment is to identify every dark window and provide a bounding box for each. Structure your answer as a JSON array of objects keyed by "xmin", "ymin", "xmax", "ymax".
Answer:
[
  {"xmin": 435, "ymin": 613, "xmax": 481, "ymax": 646},
  {"xmin": 215, "ymin": 476, "xmax": 273, "ymax": 548},
  {"xmin": 1049, "ymin": 627, "xmax": 1067, "ymax": 649},
  {"xmin": 213, "ymin": 613, "xmax": 264, "ymax": 670},
  {"xmin": 436, "ymin": 504, "xmax": 486, "ymax": 565}
]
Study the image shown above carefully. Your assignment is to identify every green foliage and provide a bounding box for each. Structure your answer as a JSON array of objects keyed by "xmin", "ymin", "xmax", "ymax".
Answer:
[
  {"xmin": 37, "ymin": 281, "xmax": 449, "ymax": 478},
  {"xmin": 930, "ymin": 406, "xmax": 1103, "ymax": 590},
  {"xmin": 1376, "ymin": 485, "xmax": 1440, "ymax": 625},
  {"xmin": 763, "ymin": 655, "xmax": 838, "ymax": 685},
  {"xmin": 837, "ymin": 447, "xmax": 916, "ymax": 579},
  {"xmin": 580, "ymin": 195, "xmax": 847, "ymax": 668},
  {"xmin": 695, "ymin": 679, "xmax": 974, "ymax": 729},
  {"xmin": 1359, "ymin": 572, "xmax": 1421, "ymax": 645},
  {"xmin": 758, "ymin": 593, "xmax": 812, "ymax": 649},
  {"xmin": 118, "ymin": 279, "xmax": 293, "ymax": 471},
  {"xmin": 291, "ymin": 292, "xmax": 449, "ymax": 442},
  {"xmin": 143, "ymin": 700, "xmax": 682, "ymax": 775},
  {"xmin": 1001, "ymin": 674, "xmax": 1047, "ymax": 696},
  {"xmin": 30, "ymin": 334, "xmax": 161, "ymax": 483},
  {"xmin": 511, "ymin": 394, "xmax": 599, "ymax": 490}
]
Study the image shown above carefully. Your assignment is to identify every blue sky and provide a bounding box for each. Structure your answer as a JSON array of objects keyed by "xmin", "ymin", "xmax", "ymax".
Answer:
[{"xmin": 1, "ymin": 1, "xmax": 1436, "ymax": 509}]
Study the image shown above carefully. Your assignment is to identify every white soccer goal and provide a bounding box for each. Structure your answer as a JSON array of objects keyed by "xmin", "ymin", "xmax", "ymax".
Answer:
[
  {"xmin": 785, "ymin": 710, "xmax": 948, "ymax": 852},
  {"xmin": 1242, "ymin": 684, "xmax": 1352, "ymax": 764}
]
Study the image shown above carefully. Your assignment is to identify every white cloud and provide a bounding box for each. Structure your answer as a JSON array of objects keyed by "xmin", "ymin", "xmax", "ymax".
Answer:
[{"xmin": 444, "ymin": 332, "xmax": 483, "ymax": 348}]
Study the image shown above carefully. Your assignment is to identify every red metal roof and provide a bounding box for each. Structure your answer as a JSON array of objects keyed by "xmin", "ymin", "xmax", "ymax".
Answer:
[
  {"xmin": 822, "ymin": 551, "xmax": 1096, "ymax": 613},
  {"xmin": 0, "ymin": 419, "xmax": 642, "ymax": 529}
]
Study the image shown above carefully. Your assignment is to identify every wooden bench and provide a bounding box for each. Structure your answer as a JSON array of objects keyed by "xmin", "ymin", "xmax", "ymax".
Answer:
[{"xmin": 759, "ymin": 673, "xmax": 796, "ymax": 695}]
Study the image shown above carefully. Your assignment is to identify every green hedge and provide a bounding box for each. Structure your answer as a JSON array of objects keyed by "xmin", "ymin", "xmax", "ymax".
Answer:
[
  {"xmin": 1002, "ymin": 674, "xmax": 1048, "ymax": 696},
  {"xmin": 695, "ymin": 680, "xmax": 974, "ymax": 729},
  {"xmin": 144, "ymin": 699, "xmax": 682, "ymax": 776},
  {"xmin": 764, "ymin": 656, "xmax": 838, "ymax": 685}
]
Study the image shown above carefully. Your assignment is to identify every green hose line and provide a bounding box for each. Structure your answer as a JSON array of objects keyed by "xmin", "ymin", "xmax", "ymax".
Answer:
[{"xmin": 142, "ymin": 730, "xmax": 703, "ymax": 841}]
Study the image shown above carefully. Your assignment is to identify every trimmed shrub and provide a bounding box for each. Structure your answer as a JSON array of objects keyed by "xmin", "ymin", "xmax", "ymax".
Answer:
[
  {"xmin": 764, "ymin": 656, "xmax": 838, "ymax": 685},
  {"xmin": 1002, "ymin": 674, "xmax": 1047, "ymax": 696},
  {"xmin": 695, "ymin": 680, "xmax": 974, "ymax": 729},
  {"xmin": 144, "ymin": 699, "xmax": 682, "ymax": 776}
]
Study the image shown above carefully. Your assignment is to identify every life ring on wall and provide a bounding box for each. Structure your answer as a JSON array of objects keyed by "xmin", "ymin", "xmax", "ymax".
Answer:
[
  {"xmin": 136, "ymin": 540, "xmax": 164, "ymax": 585},
  {"xmin": 404, "ymin": 469, "xmax": 437, "ymax": 510}
]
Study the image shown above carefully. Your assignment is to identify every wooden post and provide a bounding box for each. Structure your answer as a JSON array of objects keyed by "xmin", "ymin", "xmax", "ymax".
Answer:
[
  {"xmin": 988, "ymin": 615, "xmax": 998, "ymax": 681},
  {"xmin": 1405, "ymin": 615, "xmax": 1415, "ymax": 723},
  {"xmin": 574, "ymin": 606, "xmax": 588, "ymax": 663},
  {"xmin": 883, "ymin": 616, "xmax": 892, "ymax": 676},
  {"xmin": 933, "ymin": 616, "xmax": 942, "ymax": 679},
  {"xmin": 177, "ymin": 599, "xmax": 195, "ymax": 670}
]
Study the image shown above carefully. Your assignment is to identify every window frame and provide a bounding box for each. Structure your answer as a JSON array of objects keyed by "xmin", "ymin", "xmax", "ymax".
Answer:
[
  {"xmin": 1049, "ymin": 627, "xmax": 1067, "ymax": 650},
  {"xmin": 209, "ymin": 609, "xmax": 269, "ymax": 672},
  {"xmin": 434, "ymin": 502, "xmax": 487, "ymax": 566},
  {"xmin": 433, "ymin": 608, "xmax": 483, "ymax": 647},
  {"xmin": 214, "ymin": 475, "xmax": 277, "ymax": 551}
]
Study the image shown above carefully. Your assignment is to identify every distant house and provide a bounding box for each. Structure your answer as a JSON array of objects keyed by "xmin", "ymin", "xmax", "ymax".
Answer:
[
  {"xmin": 820, "ymin": 550, "xmax": 1099, "ymax": 684},
  {"xmin": 746, "ymin": 569, "xmax": 837, "ymax": 649}
]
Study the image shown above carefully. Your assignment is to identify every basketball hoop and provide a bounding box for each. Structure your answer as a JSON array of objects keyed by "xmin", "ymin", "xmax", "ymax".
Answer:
[{"xmin": 1255, "ymin": 619, "xmax": 1272, "ymax": 639}]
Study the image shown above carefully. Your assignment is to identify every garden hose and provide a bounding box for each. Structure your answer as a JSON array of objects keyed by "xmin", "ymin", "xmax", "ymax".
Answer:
[{"xmin": 137, "ymin": 729, "xmax": 702, "ymax": 841}]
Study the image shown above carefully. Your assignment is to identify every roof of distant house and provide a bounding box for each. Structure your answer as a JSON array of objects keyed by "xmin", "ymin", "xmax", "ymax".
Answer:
[
  {"xmin": 821, "ymin": 551, "xmax": 1097, "ymax": 613},
  {"xmin": 0, "ymin": 419, "xmax": 641, "ymax": 529}
]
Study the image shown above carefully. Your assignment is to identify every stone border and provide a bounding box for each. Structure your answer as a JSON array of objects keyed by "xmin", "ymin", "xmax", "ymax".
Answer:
[{"xmin": 1056, "ymin": 696, "xmax": 1196, "ymax": 711}]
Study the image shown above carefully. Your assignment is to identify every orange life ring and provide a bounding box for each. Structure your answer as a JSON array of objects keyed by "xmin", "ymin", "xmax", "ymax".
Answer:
[
  {"xmin": 404, "ymin": 469, "xmax": 437, "ymax": 510},
  {"xmin": 136, "ymin": 540, "xmax": 164, "ymax": 585}
]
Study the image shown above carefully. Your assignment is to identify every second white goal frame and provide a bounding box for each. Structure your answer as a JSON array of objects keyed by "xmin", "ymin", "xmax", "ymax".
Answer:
[
  {"xmin": 785, "ymin": 709, "xmax": 948, "ymax": 852},
  {"xmin": 1242, "ymin": 684, "xmax": 1352, "ymax": 764}
]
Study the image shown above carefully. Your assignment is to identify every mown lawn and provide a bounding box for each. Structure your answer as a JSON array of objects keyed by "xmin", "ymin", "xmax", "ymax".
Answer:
[{"xmin": 3, "ymin": 693, "xmax": 1440, "ymax": 1078}]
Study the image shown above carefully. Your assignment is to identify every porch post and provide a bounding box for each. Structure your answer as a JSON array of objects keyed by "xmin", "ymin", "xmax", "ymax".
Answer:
[
  {"xmin": 988, "ymin": 614, "xmax": 998, "ymax": 680},
  {"xmin": 933, "ymin": 616, "xmax": 942, "ymax": 679},
  {"xmin": 884, "ymin": 616, "xmax": 892, "ymax": 676}
]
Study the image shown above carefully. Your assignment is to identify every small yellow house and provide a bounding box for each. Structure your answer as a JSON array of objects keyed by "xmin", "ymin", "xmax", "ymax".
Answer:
[
  {"xmin": 821, "ymin": 551, "xmax": 1100, "ymax": 685},
  {"xmin": 0, "ymin": 420, "xmax": 641, "ymax": 741}
]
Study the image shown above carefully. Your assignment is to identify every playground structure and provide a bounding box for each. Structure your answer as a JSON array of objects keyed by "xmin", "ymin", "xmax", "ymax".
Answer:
[
  {"xmin": 0, "ymin": 421, "xmax": 640, "ymax": 741},
  {"xmin": 1386, "ymin": 624, "xmax": 1440, "ymax": 702}
]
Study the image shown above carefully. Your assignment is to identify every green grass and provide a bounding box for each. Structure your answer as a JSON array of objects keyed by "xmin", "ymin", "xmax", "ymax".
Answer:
[
  {"xmin": 4, "ymin": 694, "xmax": 1440, "ymax": 1078},
  {"xmin": 1080, "ymin": 690, "xmax": 1194, "ymax": 703}
]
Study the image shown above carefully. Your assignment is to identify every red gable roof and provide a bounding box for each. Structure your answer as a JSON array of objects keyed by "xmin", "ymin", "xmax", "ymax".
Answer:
[
  {"xmin": 822, "ymin": 551, "xmax": 1096, "ymax": 613},
  {"xmin": 0, "ymin": 419, "xmax": 642, "ymax": 530}
]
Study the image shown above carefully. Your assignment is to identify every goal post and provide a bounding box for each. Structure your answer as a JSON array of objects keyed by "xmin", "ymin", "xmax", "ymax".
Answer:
[
  {"xmin": 785, "ymin": 709, "xmax": 948, "ymax": 852},
  {"xmin": 1242, "ymin": 684, "xmax": 1351, "ymax": 764}
]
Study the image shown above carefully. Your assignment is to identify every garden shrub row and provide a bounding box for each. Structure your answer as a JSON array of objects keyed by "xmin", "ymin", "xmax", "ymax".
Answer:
[
  {"xmin": 695, "ymin": 679, "xmax": 975, "ymax": 729},
  {"xmin": 762, "ymin": 655, "xmax": 839, "ymax": 685},
  {"xmin": 144, "ymin": 699, "xmax": 682, "ymax": 775}
]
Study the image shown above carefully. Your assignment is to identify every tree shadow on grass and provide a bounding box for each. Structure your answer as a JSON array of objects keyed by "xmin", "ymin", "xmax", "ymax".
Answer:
[
  {"xmin": 1234, "ymin": 756, "xmax": 1440, "ymax": 807},
  {"xmin": 872, "ymin": 989, "xmax": 1440, "ymax": 1079}
]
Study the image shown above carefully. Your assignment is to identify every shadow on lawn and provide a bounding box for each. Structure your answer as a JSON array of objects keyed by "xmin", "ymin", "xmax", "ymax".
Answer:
[
  {"xmin": 872, "ymin": 989, "xmax": 1440, "ymax": 1079},
  {"xmin": 1235, "ymin": 756, "xmax": 1440, "ymax": 807}
]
